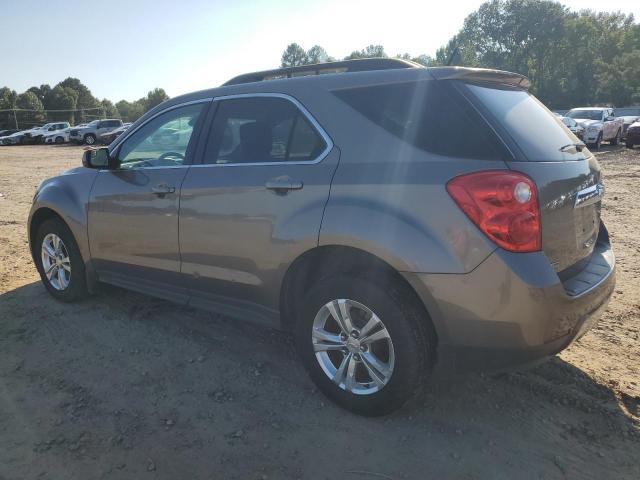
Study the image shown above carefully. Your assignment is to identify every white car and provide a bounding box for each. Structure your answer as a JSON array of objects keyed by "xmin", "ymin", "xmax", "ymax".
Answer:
[
  {"xmin": 44, "ymin": 127, "xmax": 72, "ymax": 144},
  {"xmin": 565, "ymin": 107, "xmax": 624, "ymax": 149}
]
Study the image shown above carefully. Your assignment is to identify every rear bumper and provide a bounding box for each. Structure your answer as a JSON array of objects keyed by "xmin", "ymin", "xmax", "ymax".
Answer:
[{"xmin": 403, "ymin": 234, "xmax": 615, "ymax": 373}]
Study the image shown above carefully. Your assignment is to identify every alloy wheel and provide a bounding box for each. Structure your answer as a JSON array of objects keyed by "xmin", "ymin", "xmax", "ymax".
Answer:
[
  {"xmin": 41, "ymin": 233, "xmax": 71, "ymax": 290},
  {"xmin": 312, "ymin": 299, "xmax": 395, "ymax": 395}
]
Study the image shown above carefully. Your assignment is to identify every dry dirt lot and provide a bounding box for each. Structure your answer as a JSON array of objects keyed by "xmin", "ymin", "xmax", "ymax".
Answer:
[{"xmin": 0, "ymin": 144, "xmax": 638, "ymax": 480}]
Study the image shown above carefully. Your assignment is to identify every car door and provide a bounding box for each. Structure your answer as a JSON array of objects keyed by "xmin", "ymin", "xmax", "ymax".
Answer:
[
  {"xmin": 179, "ymin": 94, "xmax": 338, "ymax": 324},
  {"xmin": 88, "ymin": 100, "xmax": 209, "ymax": 300}
]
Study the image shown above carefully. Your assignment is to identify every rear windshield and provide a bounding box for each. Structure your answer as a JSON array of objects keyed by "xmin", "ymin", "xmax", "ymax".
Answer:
[
  {"xmin": 332, "ymin": 80, "xmax": 510, "ymax": 160},
  {"xmin": 465, "ymin": 83, "xmax": 587, "ymax": 161}
]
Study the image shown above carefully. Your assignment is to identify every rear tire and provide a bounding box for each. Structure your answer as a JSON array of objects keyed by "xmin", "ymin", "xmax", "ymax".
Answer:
[
  {"xmin": 34, "ymin": 218, "xmax": 88, "ymax": 302},
  {"xmin": 293, "ymin": 274, "xmax": 435, "ymax": 416},
  {"xmin": 55, "ymin": 136, "xmax": 64, "ymax": 144}
]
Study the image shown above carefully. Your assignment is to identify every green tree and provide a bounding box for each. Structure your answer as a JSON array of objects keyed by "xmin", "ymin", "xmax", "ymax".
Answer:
[
  {"xmin": 57, "ymin": 77, "xmax": 100, "ymax": 123},
  {"xmin": 0, "ymin": 87, "xmax": 18, "ymax": 129},
  {"xmin": 116, "ymin": 99, "xmax": 145, "ymax": 123},
  {"xmin": 144, "ymin": 88, "xmax": 169, "ymax": 110},
  {"xmin": 434, "ymin": 0, "xmax": 639, "ymax": 108},
  {"xmin": 281, "ymin": 43, "xmax": 309, "ymax": 67},
  {"xmin": 16, "ymin": 91, "xmax": 46, "ymax": 127},
  {"xmin": 100, "ymin": 99, "xmax": 120, "ymax": 118},
  {"xmin": 344, "ymin": 45, "xmax": 387, "ymax": 60},
  {"xmin": 307, "ymin": 45, "xmax": 333, "ymax": 64},
  {"xmin": 44, "ymin": 85, "xmax": 78, "ymax": 123},
  {"xmin": 28, "ymin": 84, "xmax": 52, "ymax": 106}
]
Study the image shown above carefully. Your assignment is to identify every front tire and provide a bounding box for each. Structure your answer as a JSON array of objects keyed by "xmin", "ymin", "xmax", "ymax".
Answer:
[
  {"xmin": 84, "ymin": 133, "xmax": 96, "ymax": 145},
  {"xmin": 35, "ymin": 218, "xmax": 88, "ymax": 302},
  {"xmin": 293, "ymin": 274, "xmax": 435, "ymax": 416}
]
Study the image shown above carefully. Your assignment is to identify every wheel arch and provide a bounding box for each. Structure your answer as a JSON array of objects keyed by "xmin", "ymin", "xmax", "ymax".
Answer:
[{"xmin": 279, "ymin": 244, "xmax": 439, "ymax": 348}]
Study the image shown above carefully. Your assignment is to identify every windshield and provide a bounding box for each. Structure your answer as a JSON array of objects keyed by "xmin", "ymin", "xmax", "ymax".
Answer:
[
  {"xmin": 465, "ymin": 83, "xmax": 587, "ymax": 161},
  {"xmin": 566, "ymin": 109, "xmax": 603, "ymax": 121},
  {"xmin": 87, "ymin": 120, "xmax": 100, "ymax": 127}
]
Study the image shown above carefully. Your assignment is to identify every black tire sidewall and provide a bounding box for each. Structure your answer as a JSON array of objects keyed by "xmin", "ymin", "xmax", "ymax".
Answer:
[
  {"xmin": 34, "ymin": 218, "xmax": 87, "ymax": 302},
  {"xmin": 293, "ymin": 275, "xmax": 432, "ymax": 416},
  {"xmin": 84, "ymin": 134, "xmax": 96, "ymax": 145}
]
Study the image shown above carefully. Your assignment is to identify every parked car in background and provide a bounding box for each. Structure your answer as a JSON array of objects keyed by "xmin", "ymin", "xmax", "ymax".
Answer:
[
  {"xmin": 560, "ymin": 116, "xmax": 584, "ymax": 139},
  {"xmin": 29, "ymin": 60, "xmax": 615, "ymax": 416},
  {"xmin": 619, "ymin": 116, "xmax": 640, "ymax": 139},
  {"xmin": 625, "ymin": 119, "xmax": 640, "ymax": 149},
  {"xmin": 44, "ymin": 127, "xmax": 73, "ymax": 144},
  {"xmin": 565, "ymin": 107, "xmax": 623, "ymax": 149},
  {"xmin": 0, "ymin": 129, "xmax": 19, "ymax": 137},
  {"xmin": 98, "ymin": 123, "xmax": 132, "ymax": 144},
  {"xmin": 69, "ymin": 119, "xmax": 123, "ymax": 145},
  {"xmin": 24, "ymin": 122, "xmax": 70, "ymax": 144},
  {"xmin": 1, "ymin": 129, "xmax": 31, "ymax": 145}
]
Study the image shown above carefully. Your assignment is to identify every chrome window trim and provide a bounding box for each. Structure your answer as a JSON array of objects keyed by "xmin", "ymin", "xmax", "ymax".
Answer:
[
  {"xmin": 101, "ymin": 98, "xmax": 213, "ymax": 172},
  {"xmin": 191, "ymin": 92, "xmax": 334, "ymax": 168}
]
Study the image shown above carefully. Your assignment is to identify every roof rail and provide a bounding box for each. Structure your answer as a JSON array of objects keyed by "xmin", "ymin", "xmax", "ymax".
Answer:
[{"xmin": 222, "ymin": 58, "xmax": 422, "ymax": 86}]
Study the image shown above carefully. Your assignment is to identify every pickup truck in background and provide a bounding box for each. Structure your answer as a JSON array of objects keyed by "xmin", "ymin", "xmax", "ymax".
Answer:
[
  {"xmin": 69, "ymin": 119, "xmax": 123, "ymax": 145},
  {"xmin": 565, "ymin": 107, "xmax": 624, "ymax": 149}
]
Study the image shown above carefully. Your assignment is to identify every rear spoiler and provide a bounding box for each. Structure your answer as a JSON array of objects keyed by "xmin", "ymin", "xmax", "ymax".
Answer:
[{"xmin": 428, "ymin": 67, "xmax": 531, "ymax": 90}]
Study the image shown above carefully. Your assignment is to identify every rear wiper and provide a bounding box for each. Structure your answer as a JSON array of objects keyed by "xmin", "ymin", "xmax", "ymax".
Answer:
[{"xmin": 559, "ymin": 142, "xmax": 586, "ymax": 152}]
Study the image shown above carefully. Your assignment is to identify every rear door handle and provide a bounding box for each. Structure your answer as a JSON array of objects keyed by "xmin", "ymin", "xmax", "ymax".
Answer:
[
  {"xmin": 151, "ymin": 183, "xmax": 176, "ymax": 195},
  {"xmin": 265, "ymin": 177, "xmax": 303, "ymax": 193}
]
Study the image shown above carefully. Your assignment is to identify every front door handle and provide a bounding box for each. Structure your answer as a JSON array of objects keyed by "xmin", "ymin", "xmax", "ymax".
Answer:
[
  {"xmin": 151, "ymin": 183, "xmax": 176, "ymax": 195},
  {"xmin": 265, "ymin": 177, "xmax": 303, "ymax": 193}
]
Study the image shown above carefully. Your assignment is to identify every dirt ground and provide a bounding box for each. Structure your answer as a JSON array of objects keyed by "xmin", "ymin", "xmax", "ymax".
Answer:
[{"xmin": 0, "ymin": 144, "xmax": 638, "ymax": 480}]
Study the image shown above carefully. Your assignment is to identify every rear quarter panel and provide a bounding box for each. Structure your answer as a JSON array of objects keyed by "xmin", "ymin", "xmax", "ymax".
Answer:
[{"xmin": 281, "ymin": 78, "xmax": 503, "ymax": 275}]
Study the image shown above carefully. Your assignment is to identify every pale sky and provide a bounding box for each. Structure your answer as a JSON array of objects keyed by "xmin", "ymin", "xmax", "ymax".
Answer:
[{"xmin": 1, "ymin": 0, "xmax": 638, "ymax": 102}]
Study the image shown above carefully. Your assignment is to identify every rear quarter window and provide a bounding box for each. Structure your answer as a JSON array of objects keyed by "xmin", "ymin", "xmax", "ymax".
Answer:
[
  {"xmin": 465, "ymin": 83, "xmax": 588, "ymax": 161},
  {"xmin": 332, "ymin": 80, "xmax": 510, "ymax": 161}
]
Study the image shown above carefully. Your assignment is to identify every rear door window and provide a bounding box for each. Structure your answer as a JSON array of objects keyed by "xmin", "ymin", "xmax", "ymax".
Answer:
[
  {"xmin": 465, "ymin": 83, "xmax": 588, "ymax": 161},
  {"xmin": 203, "ymin": 96, "xmax": 327, "ymax": 165},
  {"xmin": 332, "ymin": 80, "xmax": 509, "ymax": 160}
]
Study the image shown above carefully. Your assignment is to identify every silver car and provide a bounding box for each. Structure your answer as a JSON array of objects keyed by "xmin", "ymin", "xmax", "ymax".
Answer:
[{"xmin": 29, "ymin": 60, "xmax": 615, "ymax": 415}]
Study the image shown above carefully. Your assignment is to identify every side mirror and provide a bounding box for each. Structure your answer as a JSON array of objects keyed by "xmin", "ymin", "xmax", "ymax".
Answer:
[{"xmin": 82, "ymin": 147, "xmax": 113, "ymax": 169}]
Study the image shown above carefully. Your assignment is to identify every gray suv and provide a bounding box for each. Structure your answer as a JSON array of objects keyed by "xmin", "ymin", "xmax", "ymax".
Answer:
[{"xmin": 28, "ymin": 59, "xmax": 615, "ymax": 415}]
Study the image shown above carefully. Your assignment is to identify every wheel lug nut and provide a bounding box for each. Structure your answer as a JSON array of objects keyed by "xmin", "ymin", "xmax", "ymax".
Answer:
[{"xmin": 353, "ymin": 353, "xmax": 360, "ymax": 361}]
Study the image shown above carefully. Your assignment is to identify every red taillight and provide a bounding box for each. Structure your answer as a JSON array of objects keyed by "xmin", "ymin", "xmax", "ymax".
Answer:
[{"xmin": 446, "ymin": 170, "xmax": 541, "ymax": 252}]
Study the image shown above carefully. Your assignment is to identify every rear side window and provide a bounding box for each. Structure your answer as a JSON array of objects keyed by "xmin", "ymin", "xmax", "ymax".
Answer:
[
  {"xmin": 465, "ymin": 83, "xmax": 588, "ymax": 161},
  {"xmin": 332, "ymin": 80, "xmax": 508, "ymax": 160},
  {"xmin": 204, "ymin": 96, "xmax": 327, "ymax": 164}
]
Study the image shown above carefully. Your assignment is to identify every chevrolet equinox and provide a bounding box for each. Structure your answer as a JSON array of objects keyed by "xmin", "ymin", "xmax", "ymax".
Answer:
[{"xmin": 29, "ymin": 59, "xmax": 615, "ymax": 416}]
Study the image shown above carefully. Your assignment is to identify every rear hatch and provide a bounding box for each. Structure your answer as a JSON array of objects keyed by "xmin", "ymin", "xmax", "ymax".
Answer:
[{"xmin": 462, "ymin": 82, "xmax": 604, "ymax": 272}]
